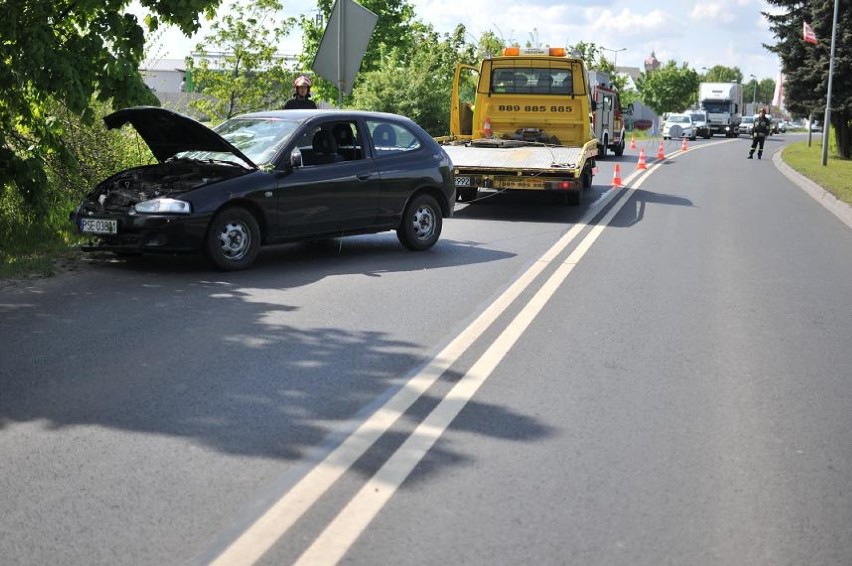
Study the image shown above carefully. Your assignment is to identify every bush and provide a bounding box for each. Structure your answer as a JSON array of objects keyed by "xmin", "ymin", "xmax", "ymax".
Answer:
[{"xmin": 1, "ymin": 100, "xmax": 153, "ymax": 277}]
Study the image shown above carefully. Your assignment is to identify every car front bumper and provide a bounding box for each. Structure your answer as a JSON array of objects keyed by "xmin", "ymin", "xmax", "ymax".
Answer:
[{"xmin": 71, "ymin": 208, "xmax": 211, "ymax": 254}]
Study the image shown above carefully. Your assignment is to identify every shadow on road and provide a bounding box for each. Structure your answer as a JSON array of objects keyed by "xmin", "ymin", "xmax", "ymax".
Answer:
[
  {"xmin": 607, "ymin": 188, "xmax": 695, "ymax": 229},
  {"xmin": 0, "ymin": 236, "xmax": 551, "ymax": 483}
]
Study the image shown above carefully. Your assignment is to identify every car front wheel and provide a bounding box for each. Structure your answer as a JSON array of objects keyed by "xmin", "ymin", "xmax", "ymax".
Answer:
[
  {"xmin": 204, "ymin": 207, "xmax": 261, "ymax": 271},
  {"xmin": 397, "ymin": 193, "xmax": 442, "ymax": 251}
]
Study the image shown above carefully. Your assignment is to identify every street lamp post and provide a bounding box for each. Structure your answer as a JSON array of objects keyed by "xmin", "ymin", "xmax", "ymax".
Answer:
[
  {"xmin": 750, "ymin": 74, "xmax": 757, "ymax": 114},
  {"xmin": 600, "ymin": 46, "xmax": 626, "ymax": 73}
]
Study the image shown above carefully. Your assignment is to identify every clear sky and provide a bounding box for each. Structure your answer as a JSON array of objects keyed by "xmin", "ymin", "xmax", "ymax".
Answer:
[{"xmin": 140, "ymin": 0, "xmax": 784, "ymax": 82}]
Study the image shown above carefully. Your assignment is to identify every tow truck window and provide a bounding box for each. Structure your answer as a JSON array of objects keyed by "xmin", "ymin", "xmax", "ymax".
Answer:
[{"xmin": 490, "ymin": 67, "xmax": 573, "ymax": 95}]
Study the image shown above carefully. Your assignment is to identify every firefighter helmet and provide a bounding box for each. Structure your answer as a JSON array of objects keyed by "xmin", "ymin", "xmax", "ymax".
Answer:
[{"xmin": 294, "ymin": 75, "xmax": 312, "ymax": 87}]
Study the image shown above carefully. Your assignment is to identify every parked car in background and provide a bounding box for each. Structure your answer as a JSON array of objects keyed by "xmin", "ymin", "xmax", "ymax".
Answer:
[
  {"xmin": 688, "ymin": 110, "xmax": 712, "ymax": 139},
  {"xmin": 740, "ymin": 115, "xmax": 755, "ymax": 136},
  {"xmin": 810, "ymin": 121, "xmax": 823, "ymax": 132},
  {"xmin": 768, "ymin": 114, "xmax": 781, "ymax": 134},
  {"xmin": 662, "ymin": 113, "xmax": 695, "ymax": 140},
  {"xmin": 70, "ymin": 107, "xmax": 457, "ymax": 271}
]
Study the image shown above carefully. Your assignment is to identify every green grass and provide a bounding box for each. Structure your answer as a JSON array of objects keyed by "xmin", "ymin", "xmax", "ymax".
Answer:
[
  {"xmin": 781, "ymin": 139, "xmax": 852, "ymax": 205},
  {"xmin": 0, "ymin": 222, "xmax": 83, "ymax": 280}
]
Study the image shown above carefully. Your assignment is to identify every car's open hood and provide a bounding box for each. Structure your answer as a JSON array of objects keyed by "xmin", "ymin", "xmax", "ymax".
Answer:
[{"xmin": 104, "ymin": 106, "xmax": 256, "ymax": 168}]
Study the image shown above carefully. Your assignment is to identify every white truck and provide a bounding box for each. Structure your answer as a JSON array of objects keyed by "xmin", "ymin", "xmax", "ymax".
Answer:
[{"xmin": 699, "ymin": 82, "xmax": 743, "ymax": 137}]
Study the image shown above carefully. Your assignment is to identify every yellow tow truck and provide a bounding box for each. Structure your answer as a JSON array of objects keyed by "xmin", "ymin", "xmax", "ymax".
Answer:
[{"xmin": 439, "ymin": 46, "xmax": 598, "ymax": 205}]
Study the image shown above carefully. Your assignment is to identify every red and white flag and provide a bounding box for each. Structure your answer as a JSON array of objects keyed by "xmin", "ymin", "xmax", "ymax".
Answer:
[{"xmin": 803, "ymin": 21, "xmax": 818, "ymax": 44}]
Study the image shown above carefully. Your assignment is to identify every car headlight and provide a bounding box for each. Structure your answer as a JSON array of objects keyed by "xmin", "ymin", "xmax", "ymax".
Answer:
[{"xmin": 134, "ymin": 198, "xmax": 192, "ymax": 214}]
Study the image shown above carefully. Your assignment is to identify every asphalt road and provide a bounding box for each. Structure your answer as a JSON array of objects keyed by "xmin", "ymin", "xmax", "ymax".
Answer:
[{"xmin": 2, "ymin": 133, "xmax": 851, "ymax": 565}]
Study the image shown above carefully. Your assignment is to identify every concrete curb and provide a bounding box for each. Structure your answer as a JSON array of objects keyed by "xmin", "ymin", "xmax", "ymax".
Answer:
[{"xmin": 773, "ymin": 150, "xmax": 852, "ymax": 231}]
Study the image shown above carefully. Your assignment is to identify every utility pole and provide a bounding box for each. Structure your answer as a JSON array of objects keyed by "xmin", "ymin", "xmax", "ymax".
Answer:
[
  {"xmin": 821, "ymin": 0, "xmax": 840, "ymax": 166},
  {"xmin": 750, "ymin": 74, "xmax": 757, "ymax": 115}
]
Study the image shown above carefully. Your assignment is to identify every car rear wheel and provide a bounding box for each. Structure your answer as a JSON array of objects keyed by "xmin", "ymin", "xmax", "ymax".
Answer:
[
  {"xmin": 205, "ymin": 207, "xmax": 261, "ymax": 271},
  {"xmin": 397, "ymin": 193, "xmax": 442, "ymax": 251}
]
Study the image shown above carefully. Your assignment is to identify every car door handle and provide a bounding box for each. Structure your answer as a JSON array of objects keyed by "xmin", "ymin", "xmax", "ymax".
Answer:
[{"xmin": 356, "ymin": 173, "xmax": 372, "ymax": 181}]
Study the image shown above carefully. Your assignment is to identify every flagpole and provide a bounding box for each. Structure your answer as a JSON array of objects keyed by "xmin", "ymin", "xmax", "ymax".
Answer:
[{"xmin": 821, "ymin": 0, "xmax": 840, "ymax": 166}]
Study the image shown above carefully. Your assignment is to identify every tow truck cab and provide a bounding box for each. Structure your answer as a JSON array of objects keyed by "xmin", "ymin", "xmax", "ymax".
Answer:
[{"xmin": 449, "ymin": 47, "xmax": 595, "ymax": 148}]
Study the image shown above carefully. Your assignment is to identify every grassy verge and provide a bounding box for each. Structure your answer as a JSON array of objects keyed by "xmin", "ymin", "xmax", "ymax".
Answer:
[
  {"xmin": 781, "ymin": 138, "xmax": 852, "ymax": 205},
  {"xmin": 0, "ymin": 222, "xmax": 83, "ymax": 280}
]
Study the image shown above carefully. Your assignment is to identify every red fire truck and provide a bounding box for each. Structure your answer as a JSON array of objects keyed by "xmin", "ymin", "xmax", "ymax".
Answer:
[{"xmin": 589, "ymin": 72, "xmax": 631, "ymax": 158}]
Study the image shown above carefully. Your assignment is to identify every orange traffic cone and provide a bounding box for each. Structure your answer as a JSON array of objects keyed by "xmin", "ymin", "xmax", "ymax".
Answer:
[
  {"xmin": 657, "ymin": 141, "xmax": 665, "ymax": 160},
  {"xmin": 612, "ymin": 164, "xmax": 622, "ymax": 187},
  {"xmin": 629, "ymin": 135, "xmax": 637, "ymax": 150},
  {"xmin": 636, "ymin": 148, "xmax": 647, "ymax": 170},
  {"xmin": 680, "ymin": 136, "xmax": 688, "ymax": 151}
]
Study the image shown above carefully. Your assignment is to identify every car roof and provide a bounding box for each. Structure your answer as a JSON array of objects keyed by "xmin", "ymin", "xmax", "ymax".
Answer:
[{"xmin": 236, "ymin": 109, "xmax": 416, "ymax": 124}]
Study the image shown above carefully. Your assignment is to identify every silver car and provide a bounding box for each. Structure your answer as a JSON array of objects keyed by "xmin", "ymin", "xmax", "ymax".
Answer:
[
  {"xmin": 689, "ymin": 111, "xmax": 712, "ymax": 139},
  {"xmin": 740, "ymin": 115, "xmax": 755, "ymax": 136},
  {"xmin": 662, "ymin": 113, "xmax": 695, "ymax": 140}
]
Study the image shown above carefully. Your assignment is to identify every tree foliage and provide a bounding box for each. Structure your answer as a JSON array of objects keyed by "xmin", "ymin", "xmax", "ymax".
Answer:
[
  {"xmin": 1, "ymin": 0, "xmax": 220, "ymax": 214},
  {"xmin": 635, "ymin": 61, "xmax": 701, "ymax": 116},
  {"xmin": 764, "ymin": 0, "xmax": 851, "ymax": 157},
  {"xmin": 742, "ymin": 77, "xmax": 777, "ymax": 108},
  {"xmin": 190, "ymin": 0, "xmax": 296, "ymax": 120},
  {"xmin": 569, "ymin": 41, "xmax": 629, "ymax": 95},
  {"xmin": 349, "ymin": 25, "xmax": 476, "ymax": 136},
  {"xmin": 703, "ymin": 65, "xmax": 743, "ymax": 83},
  {"xmin": 295, "ymin": 0, "xmax": 420, "ymax": 104}
]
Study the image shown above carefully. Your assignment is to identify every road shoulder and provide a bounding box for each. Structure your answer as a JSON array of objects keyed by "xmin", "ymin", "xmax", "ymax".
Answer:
[{"xmin": 773, "ymin": 151, "xmax": 852, "ymax": 230}]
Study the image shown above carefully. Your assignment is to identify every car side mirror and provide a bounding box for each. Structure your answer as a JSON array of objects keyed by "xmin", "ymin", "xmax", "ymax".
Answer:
[{"xmin": 290, "ymin": 148, "xmax": 303, "ymax": 168}]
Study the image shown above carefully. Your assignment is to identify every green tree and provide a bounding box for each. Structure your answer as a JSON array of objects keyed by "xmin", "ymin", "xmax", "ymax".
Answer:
[
  {"xmin": 703, "ymin": 65, "xmax": 743, "ymax": 83},
  {"xmin": 744, "ymin": 77, "xmax": 777, "ymax": 109},
  {"xmin": 568, "ymin": 41, "xmax": 629, "ymax": 94},
  {"xmin": 764, "ymin": 0, "xmax": 851, "ymax": 157},
  {"xmin": 190, "ymin": 0, "xmax": 296, "ymax": 120},
  {"xmin": 0, "ymin": 0, "xmax": 220, "ymax": 214},
  {"xmin": 349, "ymin": 24, "xmax": 474, "ymax": 135},
  {"xmin": 636, "ymin": 61, "xmax": 701, "ymax": 116},
  {"xmin": 476, "ymin": 31, "xmax": 505, "ymax": 60},
  {"xmin": 295, "ymin": 0, "xmax": 419, "ymax": 104}
]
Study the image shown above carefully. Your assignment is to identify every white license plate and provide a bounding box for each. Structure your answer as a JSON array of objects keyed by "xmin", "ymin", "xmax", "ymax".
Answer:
[
  {"xmin": 455, "ymin": 176, "xmax": 472, "ymax": 187},
  {"xmin": 80, "ymin": 218, "xmax": 117, "ymax": 234}
]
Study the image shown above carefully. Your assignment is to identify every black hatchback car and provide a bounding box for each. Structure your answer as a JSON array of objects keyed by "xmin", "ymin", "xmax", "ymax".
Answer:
[{"xmin": 70, "ymin": 107, "xmax": 456, "ymax": 270}]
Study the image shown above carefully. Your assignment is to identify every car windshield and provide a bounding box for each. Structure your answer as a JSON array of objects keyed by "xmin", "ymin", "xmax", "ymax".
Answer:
[
  {"xmin": 176, "ymin": 117, "xmax": 301, "ymax": 166},
  {"xmin": 742, "ymin": 117, "xmax": 754, "ymax": 124},
  {"xmin": 667, "ymin": 115, "xmax": 690, "ymax": 124}
]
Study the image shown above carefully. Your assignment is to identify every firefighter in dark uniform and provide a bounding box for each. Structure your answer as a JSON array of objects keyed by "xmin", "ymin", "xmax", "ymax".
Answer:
[
  {"xmin": 284, "ymin": 75, "xmax": 317, "ymax": 109},
  {"xmin": 748, "ymin": 107, "xmax": 771, "ymax": 159}
]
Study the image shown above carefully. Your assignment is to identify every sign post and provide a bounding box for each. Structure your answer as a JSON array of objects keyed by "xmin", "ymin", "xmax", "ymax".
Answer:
[{"xmin": 312, "ymin": 0, "xmax": 378, "ymax": 108}]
